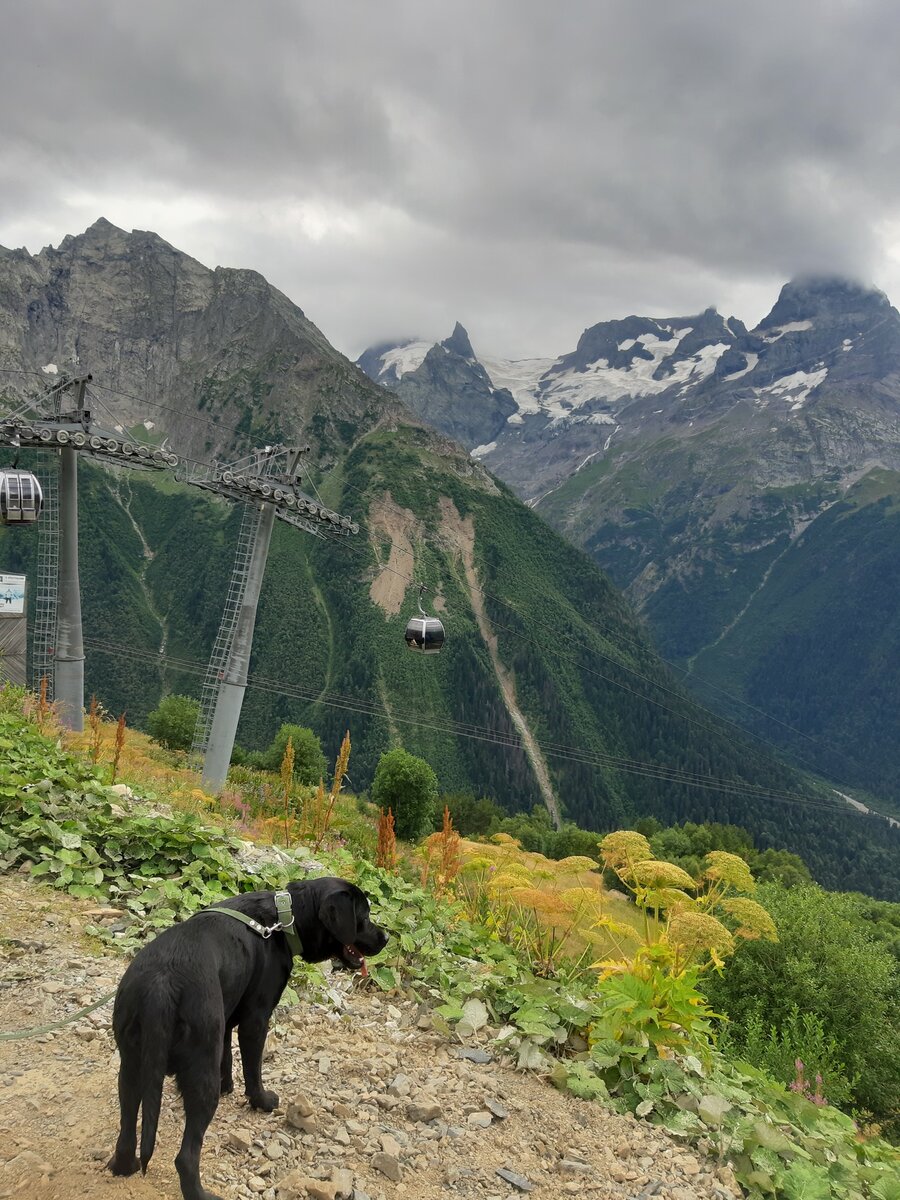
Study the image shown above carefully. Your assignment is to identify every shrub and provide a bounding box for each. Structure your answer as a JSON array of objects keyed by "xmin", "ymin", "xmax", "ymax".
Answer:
[
  {"xmin": 146, "ymin": 694, "xmax": 199, "ymax": 751},
  {"xmin": 258, "ymin": 724, "xmax": 327, "ymax": 785},
  {"xmin": 437, "ymin": 792, "xmax": 503, "ymax": 836},
  {"xmin": 706, "ymin": 882, "xmax": 900, "ymax": 1135},
  {"xmin": 718, "ymin": 1003, "xmax": 854, "ymax": 1109},
  {"xmin": 370, "ymin": 748, "xmax": 438, "ymax": 840},
  {"xmin": 592, "ymin": 832, "xmax": 778, "ymax": 1053}
]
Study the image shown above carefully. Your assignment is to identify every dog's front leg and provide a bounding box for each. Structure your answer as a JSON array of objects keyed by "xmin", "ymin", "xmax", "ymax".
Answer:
[{"xmin": 237, "ymin": 1017, "xmax": 278, "ymax": 1111}]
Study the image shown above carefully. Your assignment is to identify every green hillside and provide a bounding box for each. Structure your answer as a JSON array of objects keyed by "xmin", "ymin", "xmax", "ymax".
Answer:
[
  {"xmin": 539, "ymin": 419, "xmax": 900, "ymax": 807},
  {"xmin": 688, "ymin": 468, "xmax": 900, "ymax": 803},
  {"xmin": 3, "ymin": 439, "xmax": 900, "ymax": 899}
]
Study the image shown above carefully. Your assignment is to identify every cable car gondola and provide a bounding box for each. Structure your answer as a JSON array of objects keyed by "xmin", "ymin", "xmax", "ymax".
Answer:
[
  {"xmin": 405, "ymin": 584, "xmax": 445, "ymax": 654},
  {"xmin": 0, "ymin": 470, "xmax": 43, "ymax": 524}
]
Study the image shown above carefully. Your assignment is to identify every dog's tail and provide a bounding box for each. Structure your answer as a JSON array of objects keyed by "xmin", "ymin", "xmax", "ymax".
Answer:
[{"xmin": 139, "ymin": 988, "xmax": 172, "ymax": 1174}]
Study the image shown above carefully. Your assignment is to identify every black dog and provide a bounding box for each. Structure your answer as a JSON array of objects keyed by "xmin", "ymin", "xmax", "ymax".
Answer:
[{"xmin": 107, "ymin": 876, "xmax": 388, "ymax": 1200}]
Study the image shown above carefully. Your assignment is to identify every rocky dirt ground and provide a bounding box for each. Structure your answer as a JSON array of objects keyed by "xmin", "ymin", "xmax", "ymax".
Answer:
[{"xmin": 0, "ymin": 877, "xmax": 741, "ymax": 1200}]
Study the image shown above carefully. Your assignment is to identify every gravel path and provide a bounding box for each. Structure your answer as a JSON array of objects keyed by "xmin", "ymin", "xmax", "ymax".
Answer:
[{"xmin": 0, "ymin": 876, "xmax": 742, "ymax": 1200}]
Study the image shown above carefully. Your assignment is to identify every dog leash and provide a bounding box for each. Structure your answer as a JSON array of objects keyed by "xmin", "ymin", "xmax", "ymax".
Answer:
[
  {"xmin": 0, "ymin": 892, "xmax": 303, "ymax": 1042},
  {"xmin": 0, "ymin": 990, "xmax": 118, "ymax": 1042}
]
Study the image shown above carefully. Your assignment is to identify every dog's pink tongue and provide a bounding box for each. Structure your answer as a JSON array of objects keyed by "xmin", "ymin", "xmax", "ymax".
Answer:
[{"xmin": 345, "ymin": 945, "xmax": 368, "ymax": 976}]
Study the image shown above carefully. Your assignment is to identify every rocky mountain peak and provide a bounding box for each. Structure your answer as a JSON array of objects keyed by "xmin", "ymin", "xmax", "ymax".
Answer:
[
  {"xmin": 47, "ymin": 218, "xmax": 191, "ymax": 272},
  {"xmin": 441, "ymin": 321, "xmax": 476, "ymax": 360},
  {"xmin": 759, "ymin": 275, "xmax": 894, "ymax": 329}
]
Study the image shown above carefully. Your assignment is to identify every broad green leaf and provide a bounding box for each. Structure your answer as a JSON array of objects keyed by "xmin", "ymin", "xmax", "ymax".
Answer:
[
  {"xmin": 460, "ymin": 998, "xmax": 488, "ymax": 1031},
  {"xmin": 698, "ymin": 1093, "xmax": 732, "ymax": 1126},
  {"xmin": 780, "ymin": 1162, "xmax": 832, "ymax": 1200}
]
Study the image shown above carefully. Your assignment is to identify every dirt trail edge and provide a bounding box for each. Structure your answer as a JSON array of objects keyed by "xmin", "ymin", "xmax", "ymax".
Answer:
[{"xmin": 0, "ymin": 877, "xmax": 740, "ymax": 1200}]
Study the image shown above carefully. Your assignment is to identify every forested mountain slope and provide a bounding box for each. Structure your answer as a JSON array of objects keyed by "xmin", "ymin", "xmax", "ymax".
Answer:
[{"xmin": 361, "ymin": 279, "xmax": 900, "ymax": 801}]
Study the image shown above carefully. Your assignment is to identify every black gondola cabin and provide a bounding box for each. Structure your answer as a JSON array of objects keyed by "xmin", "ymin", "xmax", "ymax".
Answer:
[{"xmin": 404, "ymin": 613, "xmax": 445, "ymax": 654}]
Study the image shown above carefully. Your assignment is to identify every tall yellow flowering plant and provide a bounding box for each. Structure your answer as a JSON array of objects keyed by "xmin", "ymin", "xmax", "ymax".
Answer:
[{"xmin": 591, "ymin": 831, "xmax": 777, "ymax": 1053}]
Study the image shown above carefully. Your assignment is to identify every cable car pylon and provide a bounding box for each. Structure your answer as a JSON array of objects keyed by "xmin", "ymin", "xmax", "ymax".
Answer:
[
  {"xmin": 0, "ymin": 370, "xmax": 179, "ymax": 728},
  {"xmin": 183, "ymin": 445, "xmax": 359, "ymax": 792}
]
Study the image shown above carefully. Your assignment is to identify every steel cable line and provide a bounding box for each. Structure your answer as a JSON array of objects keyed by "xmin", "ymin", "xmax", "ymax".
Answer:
[
  {"xmin": 308, "ymin": 528, "xmax": 839, "ymax": 767},
  {"xmin": 88, "ymin": 634, "xmax": 745, "ymax": 786},
  {"xmin": 87, "ymin": 638, "xmax": 866, "ymax": 817},
  {"xmin": 89, "ymin": 379, "xmax": 252, "ymax": 440},
  {"xmin": 82, "ymin": 636, "xmax": 861, "ymax": 816}
]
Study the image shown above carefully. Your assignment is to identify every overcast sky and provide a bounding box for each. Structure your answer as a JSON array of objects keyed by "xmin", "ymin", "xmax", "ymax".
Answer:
[{"xmin": 2, "ymin": 0, "xmax": 899, "ymax": 359}]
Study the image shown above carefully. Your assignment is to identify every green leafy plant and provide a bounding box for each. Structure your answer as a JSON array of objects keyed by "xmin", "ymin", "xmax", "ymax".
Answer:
[
  {"xmin": 370, "ymin": 747, "xmax": 438, "ymax": 840},
  {"xmin": 255, "ymin": 724, "xmax": 327, "ymax": 786},
  {"xmin": 719, "ymin": 1004, "xmax": 854, "ymax": 1110},
  {"xmin": 146, "ymin": 694, "xmax": 199, "ymax": 752},
  {"xmin": 591, "ymin": 831, "xmax": 778, "ymax": 1054}
]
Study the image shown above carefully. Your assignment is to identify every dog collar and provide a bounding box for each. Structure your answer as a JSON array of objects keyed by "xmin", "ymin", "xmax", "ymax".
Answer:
[
  {"xmin": 272, "ymin": 890, "xmax": 304, "ymax": 958},
  {"xmin": 204, "ymin": 890, "xmax": 304, "ymax": 959}
]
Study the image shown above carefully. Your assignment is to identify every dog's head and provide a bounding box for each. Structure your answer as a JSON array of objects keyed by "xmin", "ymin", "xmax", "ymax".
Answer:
[{"xmin": 301, "ymin": 878, "xmax": 388, "ymax": 973}]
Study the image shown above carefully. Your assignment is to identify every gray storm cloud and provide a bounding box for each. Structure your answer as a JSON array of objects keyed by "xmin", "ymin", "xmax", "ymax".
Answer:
[{"xmin": 1, "ymin": 0, "xmax": 899, "ymax": 357}]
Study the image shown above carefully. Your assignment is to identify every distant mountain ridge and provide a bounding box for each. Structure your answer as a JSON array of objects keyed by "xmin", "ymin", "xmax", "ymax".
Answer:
[
  {"xmin": 359, "ymin": 277, "xmax": 900, "ymax": 480},
  {"xmin": 359, "ymin": 278, "xmax": 900, "ymax": 801}
]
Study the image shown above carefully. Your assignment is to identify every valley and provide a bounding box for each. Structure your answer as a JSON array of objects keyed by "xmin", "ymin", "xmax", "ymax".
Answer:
[{"xmin": 361, "ymin": 279, "xmax": 900, "ymax": 808}]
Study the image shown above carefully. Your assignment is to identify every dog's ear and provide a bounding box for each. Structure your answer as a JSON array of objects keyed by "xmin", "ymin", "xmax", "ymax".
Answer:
[{"xmin": 318, "ymin": 888, "xmax": 359, "ymax": 946}]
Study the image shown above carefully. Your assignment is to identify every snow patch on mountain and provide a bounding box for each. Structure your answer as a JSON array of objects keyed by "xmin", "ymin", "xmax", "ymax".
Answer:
[
  {"xmin": 378, "ymin": 340, "xmax": 433, "ymax": 381},
  {"xmin": 539, "ymin": 333, "xmax": 732, "ymax": 422},
  {"xmin": 761, "ymin": 319, "xmax": 814, "ymax": 343},
  {"xmin": 481, "ymin": 356, "xmax": 556, "ymax": 412},
  {"xmin": 481, "ymin": 328, "xmax": 734, "ymax": 427},
  {"xmin": 722, "ymin": 351, "xmax": 759, "ymax": 381},
  {"xmin": 756, "ymin": 366, "xmax": 829, "ymax": 410}
]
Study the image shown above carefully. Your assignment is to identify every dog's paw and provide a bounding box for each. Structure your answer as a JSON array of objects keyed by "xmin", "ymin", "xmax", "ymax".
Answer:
[
  {"xmin": 248, "ymin": 1088, "xmax": 279, "ymax": 1112},
  {"xmin": 220, "ymin": 1076, "xmax": 234, "ymax": 1095},
  {"xmin": 107, "ymin": 1152, "xmax": 141, "ymax": 1177}
]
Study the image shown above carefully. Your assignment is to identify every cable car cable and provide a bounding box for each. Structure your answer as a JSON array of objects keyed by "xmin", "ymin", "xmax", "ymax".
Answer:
[
  {"xmin": 324, "ymin": 508, "xmax": 866, "ymax": 783},
  {"xmin": 81, "ymin": 636, "xmax": 866, "ymax": 818},
  {"xmin": 86, "ymin": 636, "xmax": 868, "ymax": 818}
]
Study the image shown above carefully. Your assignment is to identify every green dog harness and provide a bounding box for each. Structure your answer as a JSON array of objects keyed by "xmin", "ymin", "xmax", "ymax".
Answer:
[{"xmin": 204, "ymin": 890, "xmax": 304, "ymax": 958}]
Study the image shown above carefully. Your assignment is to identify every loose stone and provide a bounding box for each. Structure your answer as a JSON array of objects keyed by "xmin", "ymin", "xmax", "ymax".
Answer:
[
  {"xmin": 371, "ymin": 1152, "xmax": 402, "ymax": 1182},
  {"xmin": 227, "ymin": 1128, "xmax": 254, "ymax": 1153},
  {"xmin": 496, "ymin": 1167, "xmax": 535, "ymax": 1192}
]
